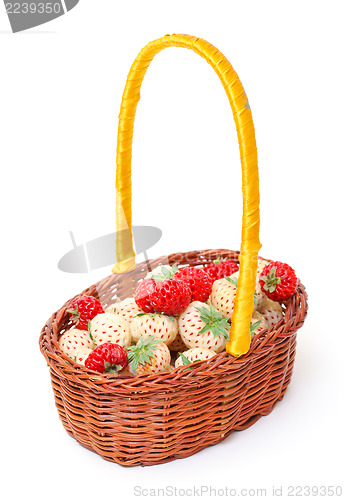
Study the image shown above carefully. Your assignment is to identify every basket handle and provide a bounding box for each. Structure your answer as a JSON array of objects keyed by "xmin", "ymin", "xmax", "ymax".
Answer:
[{"xmin": 113, "ymin": 34, "xmax": 261, "ymax": 357}]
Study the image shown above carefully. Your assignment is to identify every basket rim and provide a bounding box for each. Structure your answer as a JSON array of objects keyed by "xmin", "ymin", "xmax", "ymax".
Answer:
[{"xmin": 39, "ymin": 248, "xmax": 308, "ymax": 390}]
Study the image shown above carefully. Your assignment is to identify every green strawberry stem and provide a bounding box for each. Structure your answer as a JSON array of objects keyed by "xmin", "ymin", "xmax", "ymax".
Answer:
[
  {"xmin": 194, "ymin": 304, "xmax": 230, "ymax": 340},
  {"xmin": 260, "ymin": 266, "xmax": 281, "ymax": 293},
  {"xmin": 213, "ymin": 258, "xmax": 230, "ymax": 264},
  {"xmin": 66, "ymin": 308, "xmax": 80, "ymax": 317},
  {"xmin": 127, "ymin": 336, "xmax": 161, "ymax": 372},
  {"xmin": 151, "ymin": 264, "xmax": 179, "ymax": 282}
]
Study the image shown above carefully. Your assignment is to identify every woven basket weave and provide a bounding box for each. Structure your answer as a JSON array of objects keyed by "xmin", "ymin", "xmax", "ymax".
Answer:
[{"xmin": 39, "ymin": 35, "xmax": 308, "ymax": 466}]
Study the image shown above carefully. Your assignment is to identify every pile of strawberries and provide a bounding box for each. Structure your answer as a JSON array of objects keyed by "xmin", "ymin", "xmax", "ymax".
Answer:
[{"xmin": 58, "ymin": 258, "xmax": 298, "ymax": 375}]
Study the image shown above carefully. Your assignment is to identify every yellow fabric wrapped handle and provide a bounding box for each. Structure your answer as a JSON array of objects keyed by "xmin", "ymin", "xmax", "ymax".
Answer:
[{"xmin": 113, "ymin": 34, "xmax": 261, "ymax": 357}]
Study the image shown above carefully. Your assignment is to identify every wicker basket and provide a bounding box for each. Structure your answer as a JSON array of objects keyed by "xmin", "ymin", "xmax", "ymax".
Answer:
[{"xmin": 39, "ymin": 35, "xmax": 308, "ymax": 467}]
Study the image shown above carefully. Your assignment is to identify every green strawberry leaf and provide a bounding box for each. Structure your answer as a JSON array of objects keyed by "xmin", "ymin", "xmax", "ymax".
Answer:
[
  {"xmin": 104, "ymin": 362, "xmax": 124, "ymax": 374},
  {"xmin": 209, "ymin": 303, "xmax": 217, "ymax": 316},
  {"xmin": 211, "ymin": 325, "xmax": 220, "ymax": 338},
  {"xmin": 185, "ymin": 360, "xmax": 201, "ymax": 370},
  {"xmin": 141, "ymin": 353, "xmax": 152, "ymax": 364},
  {"xmin": 151, "ymin": 275, "xmax": 165, "ymax": 282},
  {"xmin": 127, "ymin": 351, "xmax": 136, "ymax": 362},
  {"xmin": 151, "ymin": 265, "xmax": 177, "ymax": 282},
  {"xmin": 127, "ymin": 335, "xmax": 161, "ymax": 369},
  {"xmin": 250, "ymin": 320, "xmax": 261, "ymax": 338},
  {"xmin": 171, "ymin": 264, "xmax": 179, "ymax": 274},
  {"xmin": 161, "ymin": 266, "xmax": 172, "ymax": 279},
  {"xmin": 106, "ymin": 367, "xmax": 120, "ymax": 375},
  {"xmin": 195, "ymin": 306, "xmax": 211, "ymax": 324},
  {"xmin": 88, "ymin": 320, "xmax": 95, "ymax": 343},
  {"xmin": 180, "ymin": 352, "xmax": 203, "ymax": 370},
  {"xmin": 194, "ymin": 305, "xmax": 230, "ymax": 339},
  {"xmin": 198, "ymin": 324, "xmax": 212, "ymax": 336},
  {"xmin": 212, "ymin": 323, "xmax": 229, "ymax": 340},
  {"xmin": 130, "ymin": 357, "xmax": 139, "ymax": 372},
  {"xmin": 250, "ymin": 320, "xmax": 261, "ymax": 331},
  {"xmin": 180, "ymin": 352, "xmax": 192, "ymax": 365},
  {"xmin": 66, "ymin": 308, "xmax": 80, "ymax": 317},
  {"xmin": 225, "ymin": 276, "xmax": 238, "ymax": 287}
]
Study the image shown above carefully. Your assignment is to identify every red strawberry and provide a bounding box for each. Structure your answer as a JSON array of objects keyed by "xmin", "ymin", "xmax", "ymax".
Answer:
[
  {"xmin": 151, "ymin": 279, "xmax": 191, "ymax": 315},
  {"xmin": 174, "ymin": 267, "xmax": 212, "ymax": 302},
  {"xmin": 67, "ymin": 295, "xmax": 104, "ymax": 330},
  {"xmin": 259, "ymin": 261, "xmax": 297, "ymax": 302},
  {"xmin": 135, "ymin": 277, "xmax": 191, "ymax": 315},
  {"xmin": 85, "ymin": 342, "xmax": 128, "ymax": 373},
  {"xmin": 205, "ymin": 259, "xmax": 239, "ymax": 284},
  {"xmin": 134, "ymin": 279, "xmax": 157, "ymax": 313},
  {"xmin": 135, "ymin": 265, "xmax": 192, "ymax": 315}
]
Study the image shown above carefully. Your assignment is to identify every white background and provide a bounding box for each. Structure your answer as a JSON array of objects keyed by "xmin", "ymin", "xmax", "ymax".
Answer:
[{"xmin": 1, "ymin": 1, "xmax": 343, "ymax": 499}]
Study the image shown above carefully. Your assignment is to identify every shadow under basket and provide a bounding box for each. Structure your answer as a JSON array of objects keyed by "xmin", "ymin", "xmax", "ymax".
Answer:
[{"xmin": 39, "ymin": 249, "xmax": 308, "ymax": 467}]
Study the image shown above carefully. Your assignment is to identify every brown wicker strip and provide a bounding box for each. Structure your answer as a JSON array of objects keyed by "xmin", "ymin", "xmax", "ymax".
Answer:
[{"xmin": 39, "ymin": 249, "xmax": 308, "ymax": 466}]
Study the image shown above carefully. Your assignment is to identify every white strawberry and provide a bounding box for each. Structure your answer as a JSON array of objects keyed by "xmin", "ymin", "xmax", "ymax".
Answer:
[
  {"xmin": 211, "ymin": 271, "xmax": 257, "ymax": 319},
  {"xmin": 175, "ymin": 347, "xmax": 216, "ymax": 368},
  {"xmin": 250, "ymin": 311, "xmax": 268, "ymax": 336},
  {"xmin": 257, "ymin": 258, "xmax": 270, "ymax": 275},
  {"xmin": 178, "ymin": 301, "xmax": 229, "ymax": 353},
  {"xmin": 255, "ymin": 258, "xmax": 270, "ymax": 311},
  {"xmin": 127, "ymin": 336, "xmax": 171, "ymax": 375},
  {"xmin": 145, "ymin": 264, "xmax": 178, "ymax": 280},
  {"xmin": 130, "ymin": 313, "xmax": 178, "ymax": 346},
  {"xmin": 58, "ymin": 328, "xmax": 93, "ymax": 359},
  {"xmin": 104, "ymin": 299, "xmax": 121, "ymax": 314},
  {"xmin": 260, "ymin": 298, "xmax": 284, "ymax": 328},
  {"xmin": 168, "ymin": 332, "xmax": 188, "ymax": 352},
  {"xmin": 210, "ymin": 271, "xmax": 238, "ymax": 320},
  {"xmin": 105, "ymin": 297, "xmax": 143, "ymax": 321},
  {"xmin": 90, "ymin": 313, "xmax": 131, "ymax": 348},
  {"xmin": 74, "ymin": 347, "xmax": 93, "ymax": 366}
]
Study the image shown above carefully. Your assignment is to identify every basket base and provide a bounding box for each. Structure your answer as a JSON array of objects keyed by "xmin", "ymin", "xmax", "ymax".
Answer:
[{"xmin": 63, "ymin": 397, "xmax": 283, "ymax": 467}]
